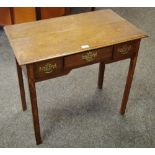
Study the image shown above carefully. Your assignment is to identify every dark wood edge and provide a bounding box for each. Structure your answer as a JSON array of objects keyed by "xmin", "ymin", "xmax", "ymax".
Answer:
[
  {"xmin": 64, "ymin": 58, "xmax": 111, "ymax": 70},
  {"xmin": 35, "ymin": 55, "xmax": 135, "ymax": 83},
  {"xmin": 35, "ymin": 7, "xmax": 41, "ymax": 20},
  {"xmin": 64, "ymin": 51, "xmax": 137, "ymax": 70},
  {"xmin": 26, "ymin": 63, "xmax": 42, "ymax": 145},
  {"xmin": 65, "ymin": 8, "xmax": 71, "ymax": 15},
  {"xmin": 91, "ymin": 7, "xmax": 95, "ymax": 11},
  {"xmin": 15, "ymin": 59, "xmax": 27, "ymax": 111},
  {"xmin": 9, "ymin": 7, "xmax": 15, "ymax": 24},
  {"xmin": 98, "ymin": 62, "xmax": 105, "ymax": 89}
]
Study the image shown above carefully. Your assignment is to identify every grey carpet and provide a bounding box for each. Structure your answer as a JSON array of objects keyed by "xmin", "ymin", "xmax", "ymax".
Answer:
[{"xmin": 0, "ymin": 8, "xmax": 155, "ymax": 148}]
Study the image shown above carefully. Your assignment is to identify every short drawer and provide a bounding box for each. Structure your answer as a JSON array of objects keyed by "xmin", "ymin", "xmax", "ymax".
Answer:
[
  {"xmin": 64, "ymin": 46, "xmax": 113, "ymax": 69},
  {"xmin": 113, "ymin": 40, "xmax": 139, "ymax": 60},
  {"xmin": 33, "ymin": 58, "xmax": 63, "ymax": 80}
]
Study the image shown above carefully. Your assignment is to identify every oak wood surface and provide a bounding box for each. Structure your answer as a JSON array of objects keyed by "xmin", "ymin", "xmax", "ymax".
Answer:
[
  {"xmin": 64, "ymin": 46, "xmax": 112, "ymax": 69},
  {"xmin": 4, "ymin": 9, "xmax": 147, "ymax": 65},
  {"xmin": 35, "ymin": 69, "xmax": 71, "ymax": 82}
]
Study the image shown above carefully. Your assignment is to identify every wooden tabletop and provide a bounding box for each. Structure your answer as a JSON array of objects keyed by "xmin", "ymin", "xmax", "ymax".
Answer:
[{"xmin": 4, "ymin": 9, "xmax": 147, "ymax": 65}]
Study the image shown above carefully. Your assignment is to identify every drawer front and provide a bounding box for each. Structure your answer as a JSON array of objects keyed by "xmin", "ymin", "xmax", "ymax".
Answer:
[
  {"xmin": 64, "ymin": 46, "xmax": 113, "ymax": 69},
  {"xmin": 34, "ymin": 58, "xmax": 63, "ymax": 80},
  {"xmin": 113, "ymin": 40, "xmax": 139, "ymax": 60}
]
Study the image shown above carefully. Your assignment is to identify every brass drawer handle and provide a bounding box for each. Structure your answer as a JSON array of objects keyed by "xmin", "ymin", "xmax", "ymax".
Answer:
[
  {"xmin": 39, "ymin": 63, "xmax": 57, "ymax": 73},
  {"xmin": 118, "ymin": 45, "xmax": 132, "ymax": 55},
  {"xmin": 82, "ymin": 51, "xmax": 97, "ymax": 62}
]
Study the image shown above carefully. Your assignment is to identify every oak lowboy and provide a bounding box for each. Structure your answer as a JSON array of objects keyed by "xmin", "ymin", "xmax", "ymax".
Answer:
[{"xmin": 4, "ymin": 9, "xmax": 148, "ymax": 145}]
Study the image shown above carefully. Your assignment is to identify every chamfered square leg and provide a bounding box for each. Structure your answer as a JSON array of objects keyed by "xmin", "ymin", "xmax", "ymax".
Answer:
[
  {"xmin": 27, "ymin": 64, "xmax": 42, "ymax": 145},
  {"xmin": 15, "ymin": 59, "xmax": 27, "ymax": 111},
  {"xmin": 120, "ymin": 40, "xmax": 140, "ymax": 115},
  {"xmin": 98, "ymin": 62, "xmax": 105, "ymax": 89}
]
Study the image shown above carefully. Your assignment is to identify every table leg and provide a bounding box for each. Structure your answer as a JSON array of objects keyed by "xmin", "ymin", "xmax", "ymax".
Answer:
[
  {"xmin": 15, "ymin": 59, "xmax": 27, "ymax": 111},
  {"xmin": 120, "ymin": 54, "xmax": 138, "ymax": 115},
  {"xmin": 98, "ymin": 62, "xmax": 105, "ymax": 89},
  {"xmin": 27, "ymin": 64, "xmax": 42, "ymax": 145}
]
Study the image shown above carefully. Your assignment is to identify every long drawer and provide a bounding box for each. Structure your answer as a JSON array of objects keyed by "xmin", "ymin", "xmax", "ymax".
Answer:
[{"xmin": 64, "ymin": 46, "xmax": 113, "ymax": 69}]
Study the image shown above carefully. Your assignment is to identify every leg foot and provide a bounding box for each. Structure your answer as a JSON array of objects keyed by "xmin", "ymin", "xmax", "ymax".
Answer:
[
  {"xmin": 16, "ymin": 60, "xmax": 27, "ymax": 111},
  {"xmin": 98, "ymin": 62, "xmax": 105, "ymax": 89}
]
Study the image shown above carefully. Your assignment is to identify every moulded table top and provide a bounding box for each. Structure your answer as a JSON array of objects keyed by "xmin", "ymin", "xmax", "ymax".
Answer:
[{"xmin": 4, "ymin": 9, "xmax": 148, "ymax": 65}]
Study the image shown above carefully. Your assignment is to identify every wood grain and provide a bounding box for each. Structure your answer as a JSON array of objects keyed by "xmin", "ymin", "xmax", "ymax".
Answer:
[
  {"xmin": 64, "ymin": 46, "xmax": 112, "ymax": 69},
  {"xmin": 113, "ymin": 40, "xmax": 138, "ymax": 60},
  {"xmin": 15, "ymin": 60, "xmax": 27, "ymax": 111},
  {"xmin": 120, "ymin": 39, "xmax": 141, "ymax": 114},
  {"xmin": 27, "ymin": 64, "xmax": 42, "ymax": 144},
  {"xmin": 33, "ymin": 57, "xmax": 63, "ymax": 80},
  {"xmin": 4, "ymin": 9, "xmax": 147, "ymax": 65}
]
